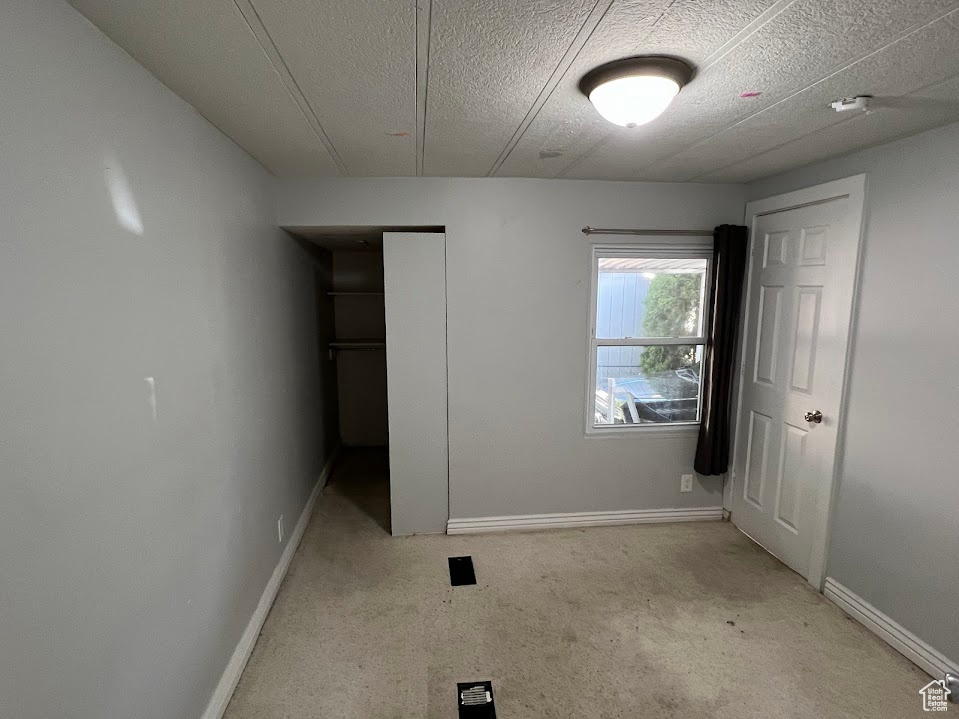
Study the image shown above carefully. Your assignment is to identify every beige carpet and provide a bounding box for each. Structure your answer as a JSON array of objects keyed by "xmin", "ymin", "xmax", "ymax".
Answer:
[{"xmin": 224, "ymin": 450, "xmax": 928, "ymax": 718}]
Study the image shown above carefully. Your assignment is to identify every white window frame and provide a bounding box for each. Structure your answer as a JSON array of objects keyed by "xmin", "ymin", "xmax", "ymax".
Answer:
[{"xmin": 585, "ymin": 240, "xmax": 713, "ymax": 437}]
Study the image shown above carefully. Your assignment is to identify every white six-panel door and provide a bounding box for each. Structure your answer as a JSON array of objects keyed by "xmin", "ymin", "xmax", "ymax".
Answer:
[{"xmin": 732, "ymin": 177, "xmax": 865, "ymax": 586}]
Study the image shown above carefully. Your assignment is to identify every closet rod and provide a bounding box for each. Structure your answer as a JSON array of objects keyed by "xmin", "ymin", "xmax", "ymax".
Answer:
[{"xmin": 582, "ymin": 226, "xmax": 713, "ymax": 237}]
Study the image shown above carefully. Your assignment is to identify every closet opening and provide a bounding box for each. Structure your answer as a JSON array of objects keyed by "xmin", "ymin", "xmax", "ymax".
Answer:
[{"xmin": 287, "ymin": 225, "xmax": 447, "ymax": 537}]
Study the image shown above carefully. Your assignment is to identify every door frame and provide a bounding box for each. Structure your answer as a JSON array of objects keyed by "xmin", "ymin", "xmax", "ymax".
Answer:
[{"xmin": 731, "ymin": 174, "xmax": 867, "ymax": 590}]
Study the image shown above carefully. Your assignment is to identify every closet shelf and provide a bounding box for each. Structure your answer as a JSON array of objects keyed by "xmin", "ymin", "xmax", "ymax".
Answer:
[{"xmin": 328, "ymin": 339, "xmax": 386, "ymax": 350}]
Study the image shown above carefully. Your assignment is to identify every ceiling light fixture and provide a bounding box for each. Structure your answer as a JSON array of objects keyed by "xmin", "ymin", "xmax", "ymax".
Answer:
[{"xmin": 580, "ymin": 56, "xmax": 694, "ymax": 128}]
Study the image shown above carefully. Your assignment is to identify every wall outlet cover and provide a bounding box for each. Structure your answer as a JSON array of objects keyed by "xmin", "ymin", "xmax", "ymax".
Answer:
[{"xmin": 681, "ymin": 474, "xmax": 694, "ymax": 493}]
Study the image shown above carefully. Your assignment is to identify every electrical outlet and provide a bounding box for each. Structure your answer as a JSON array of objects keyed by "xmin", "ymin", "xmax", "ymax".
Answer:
[
  {"xmin": 277, "ymin": 515, "xmax": 284, "ymax": 543},
  {"xmin": 681, "ymin": 474, "xmax": 694, "ymax": 493}
]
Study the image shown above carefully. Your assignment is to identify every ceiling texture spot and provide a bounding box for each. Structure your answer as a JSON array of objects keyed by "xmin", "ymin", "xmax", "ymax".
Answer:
[{"xmin": 69, "ymin": 0, "xmax": 959, "ymax": 183}]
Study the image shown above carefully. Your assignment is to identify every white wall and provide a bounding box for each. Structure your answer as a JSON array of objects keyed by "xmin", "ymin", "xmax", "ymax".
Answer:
[
  {"xmin": 748, "ymin": 121, "xmax": 959, "ymax": 665},
  {"xmin": 0, "ymin": 2, "xmax": 333, "ymax": 718},
  {"xmin": 276, "ymin": 178, "xmax": 747, "ymax": 521}
]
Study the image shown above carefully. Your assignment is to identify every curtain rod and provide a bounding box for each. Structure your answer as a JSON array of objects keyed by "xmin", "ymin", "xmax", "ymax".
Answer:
[{"xmin": 582, "ymin": 226, "xmax": 714, "ymax": 237}]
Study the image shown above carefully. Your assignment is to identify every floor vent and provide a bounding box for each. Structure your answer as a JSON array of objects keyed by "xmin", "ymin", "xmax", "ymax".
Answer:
[
  {"xmin": 448, "ymin": 556, "xmax": 476, "ymax": 586},
  {"xmin": 457, "ymin": 681, "xmax": 495, "ymax": 717}
]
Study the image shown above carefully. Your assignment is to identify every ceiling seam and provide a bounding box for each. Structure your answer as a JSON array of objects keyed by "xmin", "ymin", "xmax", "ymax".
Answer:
[
  {"xmin": 699, "ymin": 0, "xmax": 798, "ymax": 70},
  {"xmin": 648, "ymin": 0, "xmax": 680, "ymax": 30},
  {"xmin": 688, "ymin": 69, "xmax": 959, "ymax": 183},
  {"xmin": 231, "ymin": 0, "xmax": 350, "ymax": 175},
  {"xmin": 640, "ymin": 2, "xmax": 959, "ymax": 181},
  {"xmin": 415, "ymin": 0, "xmax": 433, "ymax": 176},
  {"xmin": 692, "ymin": 113, "xmax": 865, "ymax": 182},
  {"xmin": 485, "ymin": 0, "xmax": 616, "ymax": 177},
  {"xmin": 554, "ymin": 134, "xmax": 611, "ymax": 179}
]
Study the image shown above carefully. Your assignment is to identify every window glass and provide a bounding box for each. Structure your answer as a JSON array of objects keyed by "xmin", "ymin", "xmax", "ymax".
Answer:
[
  {"xmin": 595, "ymin": 257, "xmax": 707, "ymax": 339},
  {"xmin": 593, "ymin": 345, "xmax": 702, "ymax": 425}
]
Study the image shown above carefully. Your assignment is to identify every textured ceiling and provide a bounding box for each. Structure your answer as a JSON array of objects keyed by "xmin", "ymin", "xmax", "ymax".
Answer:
[{"xmin": 69, "ymin": 0, "xmax": 959, "ymax": 183}]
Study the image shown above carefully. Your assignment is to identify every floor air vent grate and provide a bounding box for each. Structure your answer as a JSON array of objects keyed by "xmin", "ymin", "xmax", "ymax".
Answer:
[
  {"xmin": 457, "ymin": 681, "xmax": 495, "ymax": 718},
  {"xmin": 448, "ymin": 556, "xmax": 476, "ymax": 586}
]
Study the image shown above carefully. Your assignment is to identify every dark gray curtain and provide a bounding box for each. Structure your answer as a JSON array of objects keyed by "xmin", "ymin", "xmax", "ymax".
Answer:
[{"xmin": 694, "ymin": 224, "xmax": 749, "ymax": 476}]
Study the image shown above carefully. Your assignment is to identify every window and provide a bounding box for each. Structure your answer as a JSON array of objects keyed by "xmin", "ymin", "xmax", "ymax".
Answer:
[{"xmin": 586, "ymin": 244, "xmax": 711, "ymax": 433}]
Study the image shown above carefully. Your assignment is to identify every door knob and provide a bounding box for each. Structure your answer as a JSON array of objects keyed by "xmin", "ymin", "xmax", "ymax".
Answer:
[
  {"xmin": 804, "ymin": 410, "xmax": 823, "ymax": 423},
  {"xmin": 945, "ymin": 672, "xmax": 959, "ymax": 704}
]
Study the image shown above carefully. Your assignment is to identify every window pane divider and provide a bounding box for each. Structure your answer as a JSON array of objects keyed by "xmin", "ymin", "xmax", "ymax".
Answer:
[{"xmin": 593, "ymin": 337, "xmax": 707, "ymax": 347}]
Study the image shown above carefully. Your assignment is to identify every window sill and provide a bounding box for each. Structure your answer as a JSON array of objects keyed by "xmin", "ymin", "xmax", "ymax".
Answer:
[{"xmin": 585, "ymin": 423, "xmax": 700, "ymax": 440}]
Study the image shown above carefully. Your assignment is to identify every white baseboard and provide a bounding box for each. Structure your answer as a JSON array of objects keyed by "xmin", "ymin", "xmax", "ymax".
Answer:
[
  {"xmin": 200, "ymin": 446, "xmax": 340, "ymax": 719},
  {"xmin": 823, "ymin": 577, "xmax": 956, "ymax": 679},
  {"xmin": 446, "ymin": 506, "xmax": 723, "ymax": 535}
]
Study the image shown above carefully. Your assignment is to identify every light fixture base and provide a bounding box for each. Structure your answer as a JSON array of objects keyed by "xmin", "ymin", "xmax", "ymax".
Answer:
[
  {"xmin": 579, "ymin": 56, "xmax": 694, "ymax": 99},
  {"xmin": 579, "ymin": 56, "xmax": 694, "ymax": 128}
]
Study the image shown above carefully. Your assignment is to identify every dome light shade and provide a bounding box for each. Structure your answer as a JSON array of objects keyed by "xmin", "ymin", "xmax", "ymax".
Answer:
[{"xmin": 580, "ymin": 56, "xmax": 693, "ymax": 128}]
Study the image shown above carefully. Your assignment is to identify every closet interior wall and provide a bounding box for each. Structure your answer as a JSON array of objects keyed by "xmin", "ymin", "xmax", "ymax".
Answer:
[{"xmin": 330, "ymin": 249, "xmax": 388, "ymax": 448}]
